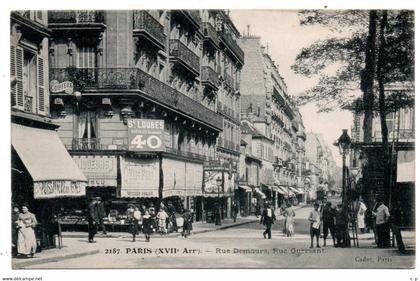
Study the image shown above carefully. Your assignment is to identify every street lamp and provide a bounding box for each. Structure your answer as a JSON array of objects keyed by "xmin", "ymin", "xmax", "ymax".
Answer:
[
  {"xmin": 215, "ymin": 176, "xmax": 223, "ymax": 225},
  {"xmin": 334, "ymin": 129, "xmax": 352, "ymax": 246}
]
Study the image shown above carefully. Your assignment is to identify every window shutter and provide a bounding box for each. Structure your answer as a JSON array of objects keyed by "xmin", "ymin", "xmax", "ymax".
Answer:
[
  {"xmin": 37, "ymin": 56, "xmax": 47, "ymax": 115},
  {"xmin": 15, "ymin": 47, "xmax": 24, "ymax": 109},
  {"xmin": 10, "ymin": 45, "xmax": 16, "ymax": 107}
]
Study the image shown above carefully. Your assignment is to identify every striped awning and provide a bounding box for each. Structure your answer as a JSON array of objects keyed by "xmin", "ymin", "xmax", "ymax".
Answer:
[
  {"xmin": 239, "ymin": 185, "xmax": 252, "ymax": 192},
  {"xmin": 254, "ymin": 188, "xmax": 266, "ymax": 198}
]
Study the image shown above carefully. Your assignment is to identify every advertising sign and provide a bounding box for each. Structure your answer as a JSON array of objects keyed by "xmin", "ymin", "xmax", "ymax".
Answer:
[
  {"xmin": 397, "ymin": 150, "xmax": 415, "ymax": 182},
  {"xmin": 34, "ymin": 181, "xmax": 86, "ymax": 199},
  {"xmin": 120, "ymin": 157, "xmax": 159, "ymax": 198},
  {"xmin": 203, "ymin": 170, "xmax": 223, "ymax": 198},
  {"xmin": 49, "ymin": 80, "xmax": 74, "ymax": 94},
  {"xmin": 73, "ymin": 155, "xmax": 118, "ymax": 187},
  {"xmin": 127, "ymin": 119, "xmax": 165, "ymax": 152}
]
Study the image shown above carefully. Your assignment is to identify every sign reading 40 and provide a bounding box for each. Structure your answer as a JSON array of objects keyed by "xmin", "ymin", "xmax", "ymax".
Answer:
[{"xmin": 127, "ymin": 119, "xmax": 165, "ymax": 152}]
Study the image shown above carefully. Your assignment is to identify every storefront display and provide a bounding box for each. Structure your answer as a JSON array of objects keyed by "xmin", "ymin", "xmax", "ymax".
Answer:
[{"xmin": 120, "ymin": 157, "xmax": 159, "ymax": 198}]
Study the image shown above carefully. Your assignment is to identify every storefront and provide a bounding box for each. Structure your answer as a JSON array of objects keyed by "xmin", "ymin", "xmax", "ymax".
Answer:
[
  {"xmin": 11, "ymin": 123, "xmax": 87, "ymax": 249},
  {"xmin": 237, "ymin": 184, "xmax": 252, "ymax": 216}
]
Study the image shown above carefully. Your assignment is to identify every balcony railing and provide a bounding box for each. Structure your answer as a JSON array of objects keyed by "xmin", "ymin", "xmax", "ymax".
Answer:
[
  {"xmin": 133, "ymin": 10, "xmax": 166, "ymax": 50},
  {"xmin": 169, "ymin": 39, "xmax": 200, "ymax": 76},
  {"xmin": 202, "ymin": 22, "xmax": 220, "ymax": 47},
  {"xmin": 216, "ymin": 101, "xmax": 239, "ymax": 121},
  {"xmin": 201, "ymin": 66, "xmax": 219, "ymax": 91},
  {"xmin": 217, "ymin": 138, "xmax": 239, "ymax": 152},
  {"xmin": 165, "ymin": 147, "xmax": 206, "ymax": 161},
  {"xmin": 23, "ymin": 96, "xmax": 33, "ymax": 113},
  {"xmin": 48, "ymin": 10, "xmax": 105, "ymax": 25},
  {"xmin": 219, "ymin": 31, "xmax": 244, "ymax": 65},
  {"xmin": 177, "ymin": 10, "xmax": 201, "ymax": 29},
  {"xmin": 72, "ymin": 138, "xmax": 102, "ymax": 150},
  {"xmin": 50, "ymin": 67, "xmax": 223, "ymax": 130}
]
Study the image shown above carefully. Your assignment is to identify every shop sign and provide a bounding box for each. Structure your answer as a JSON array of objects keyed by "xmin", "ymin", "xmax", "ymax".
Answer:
[
  {"xmin": 34, "ymin": 181, "xmax": 86, "ymax": 199},
  {"xmin": 127, "ymin": 119, "xmax": 165, "ymax": 152},
  {"xmin": 73, "ymin": 155, "xmax": 117, "ymax": 187},
  {"xmin": 50, "ymin": 80, "xmax": 74, "ymax": 94},
  {"xmin": 203, "ymin": 170, "xmax": 223, "ymax": 197},
  {"xmin": 120, "ymin": 157, "xmax": 159, "ymax": 198}
]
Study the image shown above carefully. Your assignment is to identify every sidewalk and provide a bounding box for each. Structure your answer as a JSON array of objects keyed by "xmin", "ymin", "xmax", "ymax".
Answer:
[{"xmin": 12, "ymin": 216, "xmax": 259, "ymax": 269}]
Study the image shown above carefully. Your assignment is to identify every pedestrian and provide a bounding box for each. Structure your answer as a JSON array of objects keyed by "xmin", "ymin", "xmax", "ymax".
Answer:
[
  {"xmin": 96, "ymin": 198, "xmax": 107, "ymax": 235},
  {"xmin": 142, "ymin": 210, "xmax": 152, "ymax": 242},
  {"xmin": 334, "ymin": 203, "xmax": 347, "ymax": 247},
  {"xmin": 17, "ymin": 204, "xmax": 37, "ymax": 258},
  {"xmin": 182, "ymin": 208, "xmax": 193, "ymax": 238},
  {"xmin": 284, "ymin": 202, "xmax": 296, "ymax": 237},
  {"xmin": 321, "ymin": 202, "xmax": 336, "ymax": 246},
  {"xmin": 373, "ymin": 198, "xmax": 390, "ymax": 248},
  {"xmin": 232, "ymin": 202, "xmax": 239, "ymax": 222},
  {"xmin": 167, "ymin": 202, "xmax": 177, "ymax": 233},
  {"xmin": 87, "ymin": 198, "xmax": 101, "ymax": 243},
  {"xmin": 11, "ymin": 205, "xmax": 20, "ymax": 256},
  {"xmin": 148, "ymin": 204, "xmax": 157, "ymax": 232},
  {"xmin": 308, "ymin": 202, "xmax": 321, "ymax": 248},
  {"xmin": 260, "ymin": 202, "xmax": 276, "ymax": 239},
  {"xmin": 157, "ymin": 207, "xmax": 169, "ymax": 235},
  {"xmin": 131, "ymin": 206, "xmax": 142, "ymax": 242},
  {"xmin": 357, "ymin": 198, "xmax": 367, "ymax": 234}
]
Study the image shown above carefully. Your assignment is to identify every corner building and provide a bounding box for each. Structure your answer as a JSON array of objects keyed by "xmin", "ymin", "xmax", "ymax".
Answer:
[{"xmin": 48, "ymin": 10, "xmax": 242, "ymax": 222}]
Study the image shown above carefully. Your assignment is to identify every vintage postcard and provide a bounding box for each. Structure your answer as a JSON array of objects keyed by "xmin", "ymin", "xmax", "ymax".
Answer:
[{"xmin": 7, "ymin": 8, "xmax": 415, "ymax": 272}]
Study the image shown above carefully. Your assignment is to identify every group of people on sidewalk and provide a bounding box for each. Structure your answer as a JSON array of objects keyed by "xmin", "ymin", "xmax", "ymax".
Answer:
[
  {"xmin": 87, "ymin": 198, "xmax": 193, "ymax": 243},
  {"xmin": 258, "ymin": 196, "xmax": 391, "ymax": 249}
]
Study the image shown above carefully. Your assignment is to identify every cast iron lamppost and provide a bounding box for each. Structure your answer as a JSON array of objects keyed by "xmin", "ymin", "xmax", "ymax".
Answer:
[
  {"xmin": 215, "ymin": 176, "xmax": 222, "ymax": 225},
  {"xmin": 334, "ymin": 129, "xmax": 352, "ymax": 246}
]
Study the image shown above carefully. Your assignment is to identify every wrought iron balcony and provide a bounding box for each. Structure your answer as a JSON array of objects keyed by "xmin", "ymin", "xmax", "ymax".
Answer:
[
  {"xmin": 133, "ymin": 10, "xmax": 166, "ymax": 50},
  {"xmin": 202, "ymin": 22, "xmax": 220, "ymax": 48},
  {"xmin": 201, "ymin": 66, "xmax": 219, "ymax": 91},
  {"xmin": 50, "ymin": 67, "xmax": 223, "ymax": 131},
  {"xmin": 23, "ymin": 96, "xmax": 33, "ymax": 113},
  {"xmin": 169, "ymin": 39, "xmax": 200, "ymax": 77},
  {"xmin": 165, "ymin": 147, "xmax": 206, "ymax": 161},
  {"xmin": 172, "ymin": 10, "xmax": 201, "ymax": 30},
  {"xmin": 72, "ymin": 138, "xmax": 102, "ymax": 150},
  {"xmin": 48, "ymin": 10, "xmax": 105, "ymax": 26},
  {"xmin": 219, "ymin": 31, "xmax": 244, "ymax": 65}
]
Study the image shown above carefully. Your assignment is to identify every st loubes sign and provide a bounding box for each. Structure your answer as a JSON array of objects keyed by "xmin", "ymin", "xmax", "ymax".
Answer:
[{"xmin": 127, "ymin": 119, "xmax": 165, "ymax": 152}]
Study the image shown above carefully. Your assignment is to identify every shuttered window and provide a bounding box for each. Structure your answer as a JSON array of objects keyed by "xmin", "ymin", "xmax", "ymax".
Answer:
[
  {"xmin": 15, "ymin": 47, "xmax": 24, "ymax": 108},
  {"xmin": 10, "ymin": 46, "xmax": 16, "ymax": 106},
  {"xmin": 37, "ymin": 57, "xmax": 45, "ymax": 113}
]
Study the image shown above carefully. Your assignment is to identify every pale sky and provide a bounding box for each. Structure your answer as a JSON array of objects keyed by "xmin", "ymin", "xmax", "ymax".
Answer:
[{"xmin": 230, "ymin": 10, "xmax": 353, "ymax": 165}]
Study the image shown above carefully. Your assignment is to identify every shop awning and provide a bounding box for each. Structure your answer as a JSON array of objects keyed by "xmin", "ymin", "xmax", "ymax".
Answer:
[
  {"xmin": 273, "ymin": 186, "xmax": 285, "ymax": 195},
  {"xmin": 239, "ymin": 185, "xmax": 252, "ymax": 192},
  {"xmin": 289, "ymin": 186, "xmax": 303, "ymax": 194},
  {"xmin": 254, "ymin": 188, "xmax": 266, "ymax": 199},
  {"xmin": 278, "ymin": 186, "xmax": 294, "ymax": 197},
  {"xmin": 12, "ymin": 124, "xmax": 87, "ymax": 199}
]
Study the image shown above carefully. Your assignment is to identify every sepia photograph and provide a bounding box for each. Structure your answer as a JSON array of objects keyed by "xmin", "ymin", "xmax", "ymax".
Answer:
[{"xmin": 5, "ymin": 5, "xmax": 415, "ymax": 273}]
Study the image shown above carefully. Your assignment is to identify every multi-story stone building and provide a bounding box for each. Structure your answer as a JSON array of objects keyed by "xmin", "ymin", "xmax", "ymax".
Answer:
[
  {"xmin": 239, "ymin": 35, "xmax": 304, "ymax": 207},
  {"xmin": 11, "ymin": 10, "xmax": 86, "ymax": 248},
  {"xmin": 47, "ymin": 10, "xmax": 242, "ymax": 221}
]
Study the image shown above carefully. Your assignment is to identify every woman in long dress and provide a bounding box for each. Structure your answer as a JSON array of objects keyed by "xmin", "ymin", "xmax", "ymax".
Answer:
[
  {"xmin": 284, "ymin": 203, "xmax": 296, "ymax": 237},
  {"xmin": 17, "ymin": 205, "xmax": 37, "ymax": 258}
]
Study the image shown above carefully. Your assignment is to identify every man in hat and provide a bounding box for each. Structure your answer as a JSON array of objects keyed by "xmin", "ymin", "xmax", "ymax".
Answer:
[
  {"xmin": 87, "ymin": 198, "xmax": 101, "ymax": 243},
  {"xmin": 260, "ymin": 201, "xmax": 276, "ymax": 239},
  {"xmin": 334, "ymin": 203, "xmax": 347, "ymax": 247}
]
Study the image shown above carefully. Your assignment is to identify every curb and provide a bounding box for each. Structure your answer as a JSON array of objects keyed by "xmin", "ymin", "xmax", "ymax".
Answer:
[
  {"xmin": 180, "ymin": 219, "xmax": 259, "ymax": 236},
  {"xmin": 13, "ymin": 249, "xmax": 100, "ymax": 269}
]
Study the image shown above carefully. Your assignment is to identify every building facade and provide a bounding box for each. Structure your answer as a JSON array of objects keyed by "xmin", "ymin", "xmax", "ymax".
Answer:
[
  {"xmin": 239, "ymin": 36, "xmax": 305, "ymax": 208},
  {"xmin": 47, "ymin": 10, "xmax": 242, "ymax": 221},
  {"xmin": 11, "ymin": 10, "xmax": 87, "ymax": 249}
]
